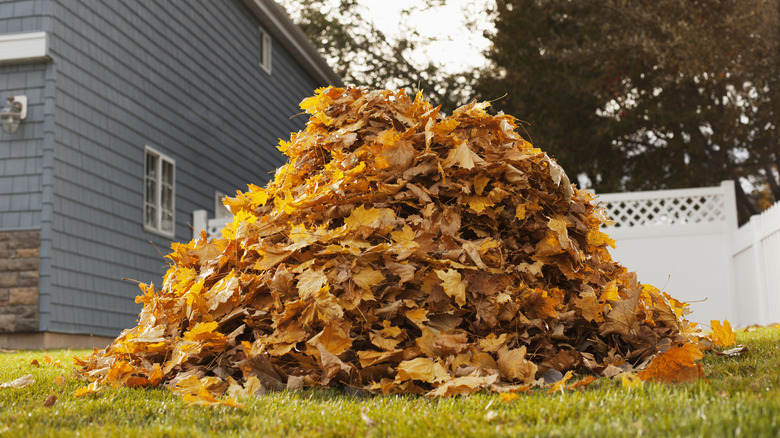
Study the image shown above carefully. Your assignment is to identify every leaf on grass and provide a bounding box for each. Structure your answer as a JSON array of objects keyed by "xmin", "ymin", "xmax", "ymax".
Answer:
[
  {"xmin": 637, "ymin": 343, "xmax": 704, "ymax": 383},
  {"xmin": 711, "ymin": 319, "xmax": 736, "ymax": 347},
  {"xmin": 499, "ymin": 392, "xmax": 520, "ymax": 402},
  {"xmin": 74, "ymin": 381, "xmax": 102, "ymax": 397},
  {"xmin": 0, "ymin": 374, "xmax": 34, "ymax": 389},
  {"xmin": 43, "ymin": 394, "xmax": 57, "ymax": 407},
  {"xmin": 182, "ymin": 387, "xmax": 244, "ymax": 408},
  {"xmin": 712, "ymin": 345, "xmax": 749, "ymax": 357},
  {"xmin": 547, "ymin": 370, "xmax": 574, "ymax": 394},
  {"xmin": 620, "ymin": 372, "xmax": 643, "ymax": 390}
]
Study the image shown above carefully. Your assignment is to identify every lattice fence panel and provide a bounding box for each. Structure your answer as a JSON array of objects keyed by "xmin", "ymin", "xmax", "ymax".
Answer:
[{"xmin": 601, "ymin": 194, "xmax": 726, "ymax": 228}]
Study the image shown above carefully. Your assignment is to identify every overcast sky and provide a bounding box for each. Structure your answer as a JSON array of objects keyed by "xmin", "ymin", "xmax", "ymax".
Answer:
[{"xmin": 362, "ymin": 0, "xmax": 494, "ymax": 73}]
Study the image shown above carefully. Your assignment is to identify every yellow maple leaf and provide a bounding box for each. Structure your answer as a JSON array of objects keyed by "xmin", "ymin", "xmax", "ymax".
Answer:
[
  {"xmin": 435, "ymin": 268, "xmax": 467, "ymax": 306},
  {"xmin": 711, "ymin": 319, "xmax": 736, "ymax": 347},
  {"xmin": 500, "ymin": 392, "xmax": 520, "ymax": 402},
  {"xmin": 296, "ymin": 268, "xmax": 328, "ymax": 299},
  {"xmin": 182, "ymin": 387, "xmax": 244, "ymax": 408},
  {"xmin": 547, "ymin": 370, "xmax": 574, "ymax": 394},
  {"xmin": 183, "ymin": 321, "xmax": 220, "ymax": 342},
  {"xmin": 74, "ymin": 381, "xmax": 102, "ymax": 397},
  {"xmin": 344, "ymin": 205, "xmax": 395, "ymax": 230},
  {"xmin": 352, "ymin": 267, "xmax": 385, "ymax": 290},
  {"xmin": 586, "ymin": 229, "xmax": 616, "ymax": 248},
  {"xmin": 465, "ymin": 196, "xmax": 495, "ymax": 213},
  {"xmin": 478, "ymin": 333, "xmax": 507, "ymax": 353},
  {"xmin": 444, "ymin": 140, "xmax": 484, "ymax": 169},
  {"xmin": 601, "ymin": 280, "xmax": 620, "ymax": 302},
  {"xmin": 621, "ymin": 372, "xmax": 643, "ymax": 390},
  {"xmin": 395, "ymin": 358, "xmax": 450, "ymax": 383}
]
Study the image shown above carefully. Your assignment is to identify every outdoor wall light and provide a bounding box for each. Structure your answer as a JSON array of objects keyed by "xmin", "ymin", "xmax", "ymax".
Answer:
[{"xmin": 1, "ymin": 95, "xmax": 27, "ymax": 134}]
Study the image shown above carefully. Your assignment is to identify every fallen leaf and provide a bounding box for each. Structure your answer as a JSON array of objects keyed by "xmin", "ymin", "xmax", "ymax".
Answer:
[
  {"xmin": 620, "ymin": 372, "xmax": 643, "ymax": 390},
  {"xmin": 638, "ymin": 343, "xmax": 704, "ymax": 383},
  {"xmin": 43, "ymin": 394, "xmax": 57, "ymax": 407},
  {"xmin": 0, "ymin": 374, "xmax": 34, "ymax": 389},
  {"xmin": 74, "ymin": 381, "xmax": 102, "ymax": 397},
  {"xmin": 711, "ymin": 319, "xmax": 736, "ymax": 347}
]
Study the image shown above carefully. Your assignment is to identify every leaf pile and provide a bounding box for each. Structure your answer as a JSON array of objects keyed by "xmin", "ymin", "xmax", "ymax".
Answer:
[{"xmin": 77, "ymin": 87, "xmax": 706, "ymax": 399}]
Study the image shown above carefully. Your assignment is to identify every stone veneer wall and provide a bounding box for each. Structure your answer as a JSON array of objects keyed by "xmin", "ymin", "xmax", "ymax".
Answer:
[{"xmin": 0, "ymin": 230, "xmax": 40, "ymax": 332}]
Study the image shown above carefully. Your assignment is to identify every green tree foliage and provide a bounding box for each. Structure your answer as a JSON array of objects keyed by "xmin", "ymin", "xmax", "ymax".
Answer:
[
  {"xmin": 278, "ymin": 0, "xmax": 475, "ymax": 113},
  {"xmin": 476, "ymin": 0, "xmax": 779, "ymax": 222}
]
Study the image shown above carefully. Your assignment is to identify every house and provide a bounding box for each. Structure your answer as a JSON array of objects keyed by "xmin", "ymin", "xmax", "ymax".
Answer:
[{"xmin": 0, "ymin": 0, "xmax": 341, "ymax": 349}]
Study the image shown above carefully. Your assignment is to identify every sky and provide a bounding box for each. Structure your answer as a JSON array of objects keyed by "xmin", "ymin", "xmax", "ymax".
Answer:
[{"xmin": 358, "ymin": 0, "xmax": 494, "ymax": 73}]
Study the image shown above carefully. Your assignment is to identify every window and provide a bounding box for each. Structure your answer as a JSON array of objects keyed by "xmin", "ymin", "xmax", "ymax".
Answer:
[
  {"xmin": 259, "ymin": 26, "xmax": 272, "ymax": 74},
  {"xmin": 144, "ymin": 146, "xmax": 175, "ymax": 237}
]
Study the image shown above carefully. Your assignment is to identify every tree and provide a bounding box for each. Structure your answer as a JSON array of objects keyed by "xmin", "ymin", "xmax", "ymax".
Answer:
[
  {"xmin": 476, "ymin": 0, "xmax": 779, "ymax": 223},
  {"xmin": 278, "ymin": 0, "xmax": 476, "ymax": 113}
]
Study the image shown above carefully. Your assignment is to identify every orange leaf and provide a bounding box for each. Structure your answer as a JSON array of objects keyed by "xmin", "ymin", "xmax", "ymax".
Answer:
[{"xmin": 638, "ymin": 343, "xmax": 704, "ymax": 383}]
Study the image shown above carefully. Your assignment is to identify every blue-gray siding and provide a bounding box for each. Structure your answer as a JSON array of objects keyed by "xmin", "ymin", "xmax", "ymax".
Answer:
[
  {"xmin": 0, "ymin": 63, "xmax": 47, "ymax": 230},
  {"xmin": 2, "ymin": 0, "xmax": 324, "ymax": 336},
  {"xmin": 0, "ymin": 0, "xmax": 50, "ymax": 34}
]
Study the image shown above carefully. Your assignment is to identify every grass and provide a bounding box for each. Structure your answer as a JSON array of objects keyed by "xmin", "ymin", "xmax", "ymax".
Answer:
[{"xmin": 1, "ymin": 327, "xmax": 779, "ymax": 437}]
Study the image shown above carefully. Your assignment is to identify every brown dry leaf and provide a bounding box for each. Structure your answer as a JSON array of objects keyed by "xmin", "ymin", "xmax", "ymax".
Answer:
[
  {"xmin": 43, "ymin": 394, "xmax": 57, "ymax": 407},
  {"xmin": 497, "ymin": 346, "xmax": 537, "ymax": 383}
]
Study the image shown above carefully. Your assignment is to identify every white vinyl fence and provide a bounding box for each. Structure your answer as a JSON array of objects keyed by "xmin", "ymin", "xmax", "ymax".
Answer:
[
  {"xmin": 192, "ymin": 180, "xmax": 780, "ymax": 327},
  {"xmin": 732, "ymin": 201, "xmax": 780, "ymax": 326},
  {"xmin": 599, "ymin": 180, "xmax": 780, "ymax": 327}
]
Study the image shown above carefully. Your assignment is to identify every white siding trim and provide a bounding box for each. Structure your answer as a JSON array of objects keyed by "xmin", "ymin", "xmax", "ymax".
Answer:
[{"xmin": 0, "ymin": 32, "xmax": 48, "ymax": 64}]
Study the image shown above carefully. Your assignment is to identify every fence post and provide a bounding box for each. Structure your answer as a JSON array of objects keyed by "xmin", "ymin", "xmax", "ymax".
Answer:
[
  {"xmin": 748, "ymin": 212, "xmax": 769, "ymax": 325},
  {"xmin": 721, "ymin": 181, "xmax": 741, "ymax": 326}
]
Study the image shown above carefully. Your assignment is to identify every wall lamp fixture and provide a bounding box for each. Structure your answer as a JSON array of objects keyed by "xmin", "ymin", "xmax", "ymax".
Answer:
[{"xmin": 1, "ymin": 95, "xmax": 27, "ymax": 134}]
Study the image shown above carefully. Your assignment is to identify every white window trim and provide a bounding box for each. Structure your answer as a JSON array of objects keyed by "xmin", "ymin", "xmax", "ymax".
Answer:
[
  {"xmin": 259, "ymin": 26, "xmax": 272, "ymax": 74},
  {"xmin": 143, "ymin": 145, "xmax": 176, "ymax": 238},
  {"xmin": 0, "ymin": 32, "xmax": 48, "ymax": 63}
]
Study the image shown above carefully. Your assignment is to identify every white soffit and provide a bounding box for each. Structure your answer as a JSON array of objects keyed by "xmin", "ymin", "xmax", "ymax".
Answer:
[{"xmin": 0, "ymin": 32, "xmax": 48, "ymax": 63}]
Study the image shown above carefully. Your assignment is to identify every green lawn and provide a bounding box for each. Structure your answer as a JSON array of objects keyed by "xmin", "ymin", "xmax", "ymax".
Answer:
[{"xmin": 1, "ymin": 327, "xmax": 778, "ymax": 438}]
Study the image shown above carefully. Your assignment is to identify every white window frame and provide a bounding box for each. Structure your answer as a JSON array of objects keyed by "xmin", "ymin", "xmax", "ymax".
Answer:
[
  {"xmin": 143, "ymin": 146, "xmax": 176, "ymax": 237},
  {"xmin": 259, "ymin": 26, "xmax": 272, "ymax": 74}
]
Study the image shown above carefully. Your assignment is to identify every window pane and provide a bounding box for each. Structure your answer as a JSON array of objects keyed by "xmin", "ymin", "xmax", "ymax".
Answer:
[
  {"xmin": 162, "ymin": 160, "xmax": 173, "ymax": 185},
  {"xmin": 146, "ymin": 179, "xmax": 157, "ymax": 204},
  {"xmin": 145, "ymin": 204, "xmax": 157, "ymax": 228},
  {"xmin": 161, "ymin": 211, "xmax": 173, "ymax": 233},
  {"xmin": 146, "ymin": 153, "xmax": 158, "ymax": 179}
]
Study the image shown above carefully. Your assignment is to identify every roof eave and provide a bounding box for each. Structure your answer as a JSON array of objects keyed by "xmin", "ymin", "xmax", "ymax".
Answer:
[{"xmin": 241, "ymin": 0, "xmax": 344, "ymax": 87}]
